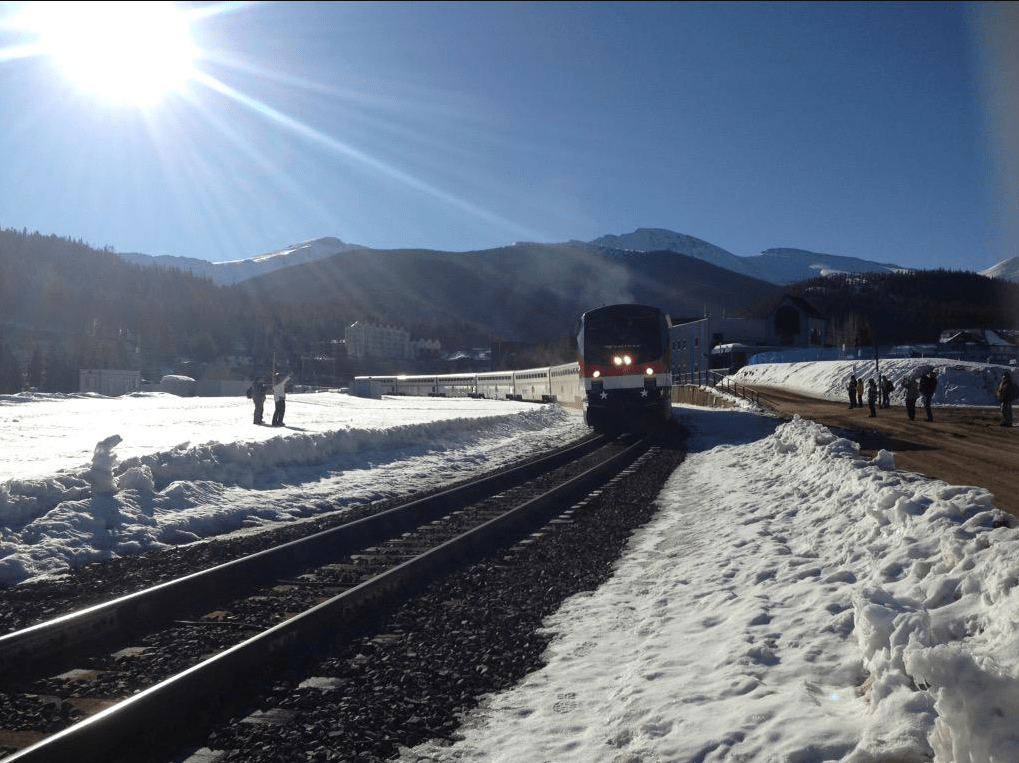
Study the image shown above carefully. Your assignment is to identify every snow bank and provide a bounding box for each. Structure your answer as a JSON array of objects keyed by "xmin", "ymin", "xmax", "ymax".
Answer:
[
  {"xmin": 403, "ymin": 409, "xmax": 1019, "ymax": 763},
  {"xmin": 731, "ymin": 357, "xmax": 1011, "ymax": 407},
  {"xmin": 0, "ymin": 395, "xmax": 586, "ymax": 585}
]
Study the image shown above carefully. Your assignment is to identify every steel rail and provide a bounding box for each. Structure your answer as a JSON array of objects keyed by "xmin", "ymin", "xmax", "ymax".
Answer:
[
  {"xmin": 4, "ymin": 432, "xmax": 652, "ymax": 763},
  {"xmin": 0, "ymin": 433, "xmax": 604, "ymax": 679}
]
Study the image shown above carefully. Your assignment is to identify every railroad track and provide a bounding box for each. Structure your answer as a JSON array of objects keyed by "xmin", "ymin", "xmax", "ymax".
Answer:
[{"xmin": 0, "ymin": 429, "xmax": 663, "ymax": 762}]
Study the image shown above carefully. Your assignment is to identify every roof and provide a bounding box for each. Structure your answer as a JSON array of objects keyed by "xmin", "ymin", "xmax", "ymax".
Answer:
[{"xmin": 777, "ymin": 294, "xmax": 825, "ymax": 318}]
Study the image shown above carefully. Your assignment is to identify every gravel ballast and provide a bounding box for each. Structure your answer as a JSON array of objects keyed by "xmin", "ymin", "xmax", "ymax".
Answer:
[{"xmin": 180, "ymin": 428, "xmax": 686, "ymax": 763}]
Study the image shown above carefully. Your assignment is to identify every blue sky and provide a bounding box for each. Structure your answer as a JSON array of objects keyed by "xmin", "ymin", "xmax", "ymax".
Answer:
[{"xmin": 0, "ymin": 1, "xmax": 1014, "ymax": 271}]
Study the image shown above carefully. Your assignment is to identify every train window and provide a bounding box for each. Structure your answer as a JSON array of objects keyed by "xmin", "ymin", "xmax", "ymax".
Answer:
[{"xmin": 583, "ymin": 309, "xmax": 665, "ymax": 365}]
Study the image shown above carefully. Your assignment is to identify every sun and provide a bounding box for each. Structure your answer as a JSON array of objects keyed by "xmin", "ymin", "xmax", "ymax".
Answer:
[{"xmin": 28, "ymin": 1, "xmax": 198, "ymax": 106}]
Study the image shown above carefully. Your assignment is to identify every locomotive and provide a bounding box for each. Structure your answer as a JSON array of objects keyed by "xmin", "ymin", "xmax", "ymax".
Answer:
[{"xmin": 577, "ymin": 303, "xmax": 672, "ymax": 433}]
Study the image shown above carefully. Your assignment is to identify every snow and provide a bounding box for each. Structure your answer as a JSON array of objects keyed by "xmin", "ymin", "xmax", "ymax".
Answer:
[
  {"xmin": 0, "ymin": 392, "xmax": 588, "ymax": 585},
  {"xmin": 3, "ymin": 357, "xmax": 1018, "ymax": 762}
]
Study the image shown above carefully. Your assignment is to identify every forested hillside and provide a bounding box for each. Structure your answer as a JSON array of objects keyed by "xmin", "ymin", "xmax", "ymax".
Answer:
[
  {"xmin": 2, "ymin": 228, "xmax": 1016, "ymax": 394},
  {"xmin": 0, "ymin": 229, "xmax": 262, "ymax": 392},
  {"xmin": 791, "ymin": 270, "xmax": 1019, "ymax": 346},
  {"xmin": 232, "ymin": 243, "xmax": 784, "ymax": 348}
]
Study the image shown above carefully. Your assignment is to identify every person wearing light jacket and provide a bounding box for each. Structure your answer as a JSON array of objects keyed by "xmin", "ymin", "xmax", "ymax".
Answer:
[{"xmin": 271, "ymin": 372, "xmax": 292, "ymax": 427}]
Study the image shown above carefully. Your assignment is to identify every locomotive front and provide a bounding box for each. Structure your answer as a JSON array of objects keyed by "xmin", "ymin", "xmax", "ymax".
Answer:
[{"xmin": 578, "ymin": 304, "xmax": 672, "ymax": 433}]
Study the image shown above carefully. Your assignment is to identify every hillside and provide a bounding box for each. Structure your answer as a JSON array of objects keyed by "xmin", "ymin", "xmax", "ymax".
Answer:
[
  {"xmin": 591, "ymin": 229, "xmax": 907, "ymax": 285},
  {"xmin": 234, "ymin": 243, "xmax": 784, "ymax": 345},
  {"xmin": 980, "ymin": 256, "xmax": 1019, "ymax": 283},
  {"xmin": 0, "ymin": 229, "xmax": 782, "ymax": 392},
  {"xmin": 789, "ymin": 269, "xmax": 1019, "ymax": 346},
  {"xmin": 3, "ymin": 227, "xmax": 1018, "ymax": 394},
  {"xmin": 120, "ymin": 228, "xmax": 916, "ymax": 288},
  {"xmin": 0, "ymin": 229, "xmax": 237, "ymax": 391},
  {"xmin": 118, "ymin": 237, "xmax": 365, "ymax": 286}
]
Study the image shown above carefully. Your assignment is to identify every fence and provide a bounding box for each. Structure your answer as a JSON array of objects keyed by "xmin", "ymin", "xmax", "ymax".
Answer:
[{"xmin": 672, "ymin": 370, "xmax": 760, "ymax": 406}]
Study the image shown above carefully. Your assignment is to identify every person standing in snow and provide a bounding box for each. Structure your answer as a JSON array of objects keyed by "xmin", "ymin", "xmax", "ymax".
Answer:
[
  {"xmin": 866, "ymin": 378, "xmax": 878, "ymax": 418},
  {"xmin": 996, "ymin": 370, "xmax": 1016, "ymax": 427},
  {"xmin": 901, "ymin": 375, "xmax": 920, "ymax": 421},
  {"xmin": 271, "ymin": 372, "xmax": 292, "ymax": 427},
  {"xmin": 247, "ymin": 376, "xmax": 267, "ymax": 425},
  {"xmin": 856, "ymin": 377, "xmax": 864, "ymax": 409},
  {"xmin": 847, "ymin": 375, "xmax": 857, "ymax": 408},
  {"xmin": 880, "ymin": 375, "xmax": 893, "ymax": 409},
  {"xmin": 919, "ymin": 370, "xmax": 937, "ymax": 422}
]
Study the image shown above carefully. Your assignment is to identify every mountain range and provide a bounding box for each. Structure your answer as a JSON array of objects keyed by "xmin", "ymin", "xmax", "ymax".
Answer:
[
  {"xmin": 116, "ymin": 228, "xmax": 1019, "ymax": 288},
  {"xmin": 3, "ymin": 226, "xmax": 1017, "ymax": 393},
  {"xmin": 117, "ymin": 236, "xmax": 366, "ymax": 287},
  {"xmin": 229, "ymin": 241, "xmax": 786, "ymax": 346}
]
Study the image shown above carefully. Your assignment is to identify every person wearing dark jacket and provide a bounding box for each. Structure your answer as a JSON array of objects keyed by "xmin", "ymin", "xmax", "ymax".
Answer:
[
  {"xmin": 867, "ymin": 378, "xmax": 878, "ymax": 417},
  {"xmin": 880, "ymin": 376, "xmax": 893, "ymax": 409},
  {"xmin": 901, "ymin": 375, "xmax": 920, "ymax": 421},
  {"xmin": 847, "ymin": 375, "xmax": 858, "ymax": 408},
  {"xmin": 996, "ymin": 370, "xmax": 1016, "ymax": 427},
  {"xmin": 247, "ymin": 377, "xmax": 267, "ymax": 425},
  {"xmin": 919, "ymin": 370, "xmax": 937, "ymax": 422}
]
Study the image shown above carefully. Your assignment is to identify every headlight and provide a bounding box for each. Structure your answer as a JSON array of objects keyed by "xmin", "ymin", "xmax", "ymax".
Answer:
[
  {"xmin": 593, "ymin": 370, "xmax": 601, "ymax": 378},
  {"xmin": 645, "ymin": 367, "xmax": 654, "ymax": 375},
  {"xmin": 612, "ymin": 356, "xmax": 622, "ymax": 366}
]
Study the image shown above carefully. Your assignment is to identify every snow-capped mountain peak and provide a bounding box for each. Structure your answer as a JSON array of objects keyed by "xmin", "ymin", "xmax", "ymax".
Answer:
[
  {"xmin": 588, "ymin": 228, "xmax": 750, "ymax": 276},
  {"xmin": 586, "ymin": 230, "xmax": 909, "ymax": 285},
  {"xmin": 119, "ymin": 236, "xmax": 365, "ymax": 286},
  {"xmin": 232, "ymin": 236, "xmax": 359, "ymax": 265},
  {"xmin": 980, "ymin": 256, "xmax": 1019, "ymax": 283}
]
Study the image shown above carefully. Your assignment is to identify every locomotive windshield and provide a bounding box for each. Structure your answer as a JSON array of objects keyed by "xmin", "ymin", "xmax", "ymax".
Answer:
[{"xmin": 582, "ymin": 306, "xmax": 665, "ymax": 366}]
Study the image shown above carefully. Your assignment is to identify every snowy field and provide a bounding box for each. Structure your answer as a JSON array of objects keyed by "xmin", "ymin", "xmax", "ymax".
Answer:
[
  {"xmin": 0, "ymin": 393, "xmax": 588, "ymax": 585},
  {"xmin": 3, "ymin": 356, "xmax": 1018, "ymax": 762}
]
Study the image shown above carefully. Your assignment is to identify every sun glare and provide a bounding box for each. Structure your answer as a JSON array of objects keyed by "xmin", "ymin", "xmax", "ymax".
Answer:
[{"xmin": 29, "ymin": 1, "xmax": 197, "ymax": 106}]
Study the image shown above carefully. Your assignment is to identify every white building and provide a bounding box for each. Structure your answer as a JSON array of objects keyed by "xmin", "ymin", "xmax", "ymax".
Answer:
[
  {"xmin": 79, "ymin": 369, "xmax": 141, "ymax": 396},
  {"xmin": 411, "ymin": 338, "xmax": 442, "ymax": 360},
  {"xmin": 345, "ymin": 321, "xmax": 412, "ymax": 360}
]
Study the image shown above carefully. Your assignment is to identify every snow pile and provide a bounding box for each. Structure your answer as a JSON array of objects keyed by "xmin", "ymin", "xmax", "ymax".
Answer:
[
  {"xmin": 0, "ymin": 392, "xmax": 587, "ymax": 585},
  {"xmin": 401, "ymin": 407, "xmax": 1019, "ymax": 763},
  {"xmin": 732, "ymin": 357, "xmax": 1011, "ymax": 407}
]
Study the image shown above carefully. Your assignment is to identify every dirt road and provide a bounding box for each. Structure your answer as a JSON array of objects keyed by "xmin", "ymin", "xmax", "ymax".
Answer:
[{"xmin": 746, "ymin": 385, "xmax": 1019, "ymax": 519}]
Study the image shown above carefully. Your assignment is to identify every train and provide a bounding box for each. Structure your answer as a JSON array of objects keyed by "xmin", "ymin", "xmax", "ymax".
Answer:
[
  {"xmin": 351, "ymin": 363, "xmax": 584, "ymax": 406},
  {"xmin": 352, "ymin": 302, "xmax": 672, "ymax": 434},
  {"xmin": 577, "ymin": 303, "xmax": 672, "ymax": 433}
]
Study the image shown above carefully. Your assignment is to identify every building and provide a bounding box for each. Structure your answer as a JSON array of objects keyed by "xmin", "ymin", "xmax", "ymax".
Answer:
[
  {"xmin": 79, "ymin": 369, "xmax": 141, "ymax": 396},
  {"xmin": 766, "ymin": 295, "xmax": 827, "ymax": 347},
  {"xmin": 671, "ymin": 295, "xmax": 828, "ymax": 381},
  {"xmin": 345, "ymin": 321, "xmax": 412, "ymax": 361},
  {"xmin": 938, "ymin": 329, "xmax": 1019, "ymax": 364},
  {"xmin": 411, "ymin": 338, "xmax": 442, "ymax": 360},
  {"xmin": 670, "ymin": 317, "xmax": 712, "ymax": 383}
]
